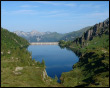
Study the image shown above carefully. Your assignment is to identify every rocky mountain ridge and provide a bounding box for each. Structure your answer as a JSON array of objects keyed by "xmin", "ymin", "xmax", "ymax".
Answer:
[
  {"xmin": 59, "ymin": 18, "xmax": 109, "ymax": 87},
  {"xmin": 74, "ymin": 18, "xmax": 109, "ymax": 46},
  {"xmin": 14, "ymin": 30, "xmax": 46, "ymax": 37},
  {"xmin": 14, "ymin": 26, "xmax": 91, "ymax": 42}
]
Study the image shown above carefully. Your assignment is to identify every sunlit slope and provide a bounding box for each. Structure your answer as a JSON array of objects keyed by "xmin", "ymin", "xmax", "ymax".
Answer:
[{"xmin": 1, "ymin": 28, "xmax": 62, "ymax": 87}]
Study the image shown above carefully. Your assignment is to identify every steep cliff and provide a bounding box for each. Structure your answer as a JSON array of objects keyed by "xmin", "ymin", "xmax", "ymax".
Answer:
[{"xmin": 74, "ymin": 18, "xmax": 109, "ymax": 47}]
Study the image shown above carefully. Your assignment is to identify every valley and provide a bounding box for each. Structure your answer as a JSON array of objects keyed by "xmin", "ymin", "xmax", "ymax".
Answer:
[
  {"xmin": 14, "ymin": 26, "xmax": 91, "ymax": 43},
  {"xmin": 30, "ymin": 42, "xmax": 58, "ymax": 45},
  {"xmin": 1, "ymin": 18, "xmax": 109, "ymax": 87},
  {"xmin": 1, "ymin": 1, "xmax": 109, "ymax": 87}
]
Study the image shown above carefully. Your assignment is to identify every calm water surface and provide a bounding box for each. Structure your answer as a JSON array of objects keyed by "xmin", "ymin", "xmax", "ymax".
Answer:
[{"xmin": 28, "ymin": 45, "xmax": 79, "ymax": 82}]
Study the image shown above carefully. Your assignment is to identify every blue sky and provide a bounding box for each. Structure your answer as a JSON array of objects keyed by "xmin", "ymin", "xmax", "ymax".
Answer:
[{"xmin": 1, "ymin": 1, "xmax": 109, "ymax": 33}]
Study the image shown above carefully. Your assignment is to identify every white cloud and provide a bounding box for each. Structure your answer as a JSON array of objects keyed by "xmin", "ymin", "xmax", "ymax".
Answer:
[
  {"xmin": 33, "ymin": 1, "xmax": 106, "ymax": 9},
  {"xmin": 33, "ymin": 1, "xmax": 60, "ymax": 6},
  {"xmin": 32, "ymin": 1, "xmax": 76, "ymax": 7},
  {"xmin": 64, "ymin": 3, "xmax": 76, "ymax": 7},
  {"xmin": 20, "ymin": 5, "xmax": 38, "ymax": 8},
  {"xmin": 79, "ymin": 4, "xmax": 106, "ymax": 9},
  {"xmin": 2, "ymin": 9, "xmax": 64, "ymax": 16},
  {"xmin": 70, "ymin": 11, "xmax": 109, "ymax": 20},
  {"xmin": 84, "ymin": 11, "xmax": 109, "ymax": 19},
  {"xmin": 10, "ymin": 10, "xmax": 38, "ymax": 14}
]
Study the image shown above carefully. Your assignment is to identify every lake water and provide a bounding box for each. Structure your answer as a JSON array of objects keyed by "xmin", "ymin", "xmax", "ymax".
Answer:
[{"xmin": 28, "ymin": 45, "xmax": 79, "ymax": 82}]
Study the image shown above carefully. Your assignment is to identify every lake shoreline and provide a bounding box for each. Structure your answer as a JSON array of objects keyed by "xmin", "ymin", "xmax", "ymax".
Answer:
[
  {"xmin": 30, "ymin": 42, "xmax": 58, "ymax": 45},
  {"xmin": 27, "ymin": 45, "xmax": 79, "ymax": 84}
]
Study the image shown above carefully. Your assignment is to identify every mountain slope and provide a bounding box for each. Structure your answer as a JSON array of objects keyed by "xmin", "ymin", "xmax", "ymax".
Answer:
[
  {"xmin": 73, "ymin": 18, "xmax": 109, "ymax": 47},
  {"xmin": 1, "ymin": 28, "xmax": 29, "ymax": 49},
  {"xmin": 59, "ymin": 18, "xmax": 109, "ymax": 87},
  {"xmin": 60, "ymin": 26, "xmax": 91, "ymax": 41},
  {"xmin": 39, "ymin": 32, "xmax": 64, "ymax": 42},
  {"xmin": 14, "ymin": 26, "xmax": 91, "ymax": 42},
  {"xmin": 14, "ymin": 30, "xmax": 64, "ymax": 42},
  {"xmin": 1, "ymin": 28, "xmax": 62, "ymax": 87}
]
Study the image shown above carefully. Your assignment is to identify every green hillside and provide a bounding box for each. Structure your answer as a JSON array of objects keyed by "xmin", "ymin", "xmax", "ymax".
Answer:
[
  {"xmin": 1, "ymin": 28, "xmax": 62, "ymax": 87},
  {"xmin": 40, "ymin": 32, "xmax": 64, "ymax": 42},
  {"xmin": 14, "ymin": 26, "xmax": 91, "ymax": 42},
  {"xmin": 61, "ymin": 26, "xmax": 91, "ymax": 41},
  {"xmin": 40, "ymin": 26, "xmax": 91, "ymax": 42},
  {"xmin": 1, "ymin": 28, "xmax": 29, "ymax": 49},
  {"xmin": 59, "ymin": 18, "xmax": 109, "ymax": 87}
]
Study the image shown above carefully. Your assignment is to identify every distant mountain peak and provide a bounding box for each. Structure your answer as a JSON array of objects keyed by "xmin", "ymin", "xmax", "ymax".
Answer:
[{"xmin": 31, "ymin": 30, "xmax": 38, "ymax": 33}]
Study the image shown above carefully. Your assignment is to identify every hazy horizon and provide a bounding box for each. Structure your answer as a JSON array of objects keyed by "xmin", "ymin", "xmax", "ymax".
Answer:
[
  {"xmin": 10, "ymin": 25, "xmax": 91, "ymax": 34},
  {"xmin": 1, "ymin": 1, "xmax": 109, "ymax": 33}
]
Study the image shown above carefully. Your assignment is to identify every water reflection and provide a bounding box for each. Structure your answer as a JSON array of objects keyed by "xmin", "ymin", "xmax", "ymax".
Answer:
[{"xmin": 28, "ymin": 45, "xmax": 79, "ymax": 83}]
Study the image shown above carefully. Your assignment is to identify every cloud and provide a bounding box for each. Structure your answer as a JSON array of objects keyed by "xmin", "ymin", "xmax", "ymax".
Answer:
[
  {"xmin": 2, "ymin": 9, "xmax": 65, "ymax": 16},
  {"xmin": 79, "ymin": 4, "xmax": 106, "ymax": 9},
  {"xmin": 70, "ymin": 11, "xmax": 109, "ymax": 20},
  {"xmin": 20, "ymin": 5, "xmax": 38, "ymax": 8},
  {"xmin": 2, "ymin": 8, "xmax": 108, "ymax": 20},
  {"xmin": 36, "ymin": 1, "xmax": 60, "ymax": 6},
  {"xmin": 33, "ymin": 1, "xmax": 106, "ymax": 9},
  {"xmin": 32, "ymin": 1, "xmax": 76, "ymax": 7},
  {"xmin": 9, "ymin": 10, "xmax": 38, "ymax": 14},
  {"xmin": 42, "ymin": 13, "xmax": 69, "ymax": 18},
  {"xmin": 84, "ymin": 11, "xmax": 109, "ymax": 19},
  {"xmin": 64, "ymin": 3, "xmax": 76, "ymax": 7}
]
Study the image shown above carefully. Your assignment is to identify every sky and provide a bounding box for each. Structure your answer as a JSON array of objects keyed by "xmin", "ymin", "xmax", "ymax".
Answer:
[{"xmin": 1, "ymin": 1, "xmax": 109, "ymax": 33}]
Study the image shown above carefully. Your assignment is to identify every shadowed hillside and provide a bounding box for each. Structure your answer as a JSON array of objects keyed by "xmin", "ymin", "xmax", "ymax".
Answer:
[{"xmin": 59, "ymin": 18, "xmax": 109, "ymax": 87}]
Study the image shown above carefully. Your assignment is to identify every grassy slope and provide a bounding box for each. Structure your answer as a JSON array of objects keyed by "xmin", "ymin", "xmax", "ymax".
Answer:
[
  {"xmin": 60, "ymin": 34, "xmax": 109, "ymax": 87},
  {"xmin": 59, "ymin": 25, "xmax": 109, "ymax": 87},
  {"xmin": 60, "ymin": 26, "xmax": 91, "ymax": 41},
  {"xmin": 1, "ymin": 28, "xmax": 29, "ymax": 49},
  {"xmin": 40, "ymin": 32, "xmax": 64, "ymax": 42},
  {"xmin": 1, "ymin": 28, "xmax": 62, "ymax": 87}
]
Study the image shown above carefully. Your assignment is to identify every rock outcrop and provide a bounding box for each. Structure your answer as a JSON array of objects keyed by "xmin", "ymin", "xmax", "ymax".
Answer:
[
  {"xmin": 13, "ymin": 67, "xmax": 23, "ymax": 75},
  {"xmin": 42, "ymin": 69, "xmax": 48, "ymax": 81},
  {"xmin": 74, "ymin": 18, "xmax": 109, "ymax": 46}
]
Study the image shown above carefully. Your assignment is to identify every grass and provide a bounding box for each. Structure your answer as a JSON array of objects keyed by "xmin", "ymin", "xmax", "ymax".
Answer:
[
  {"xmin": 59, "ymin": 33, "xmax": 109, "ymax": 87},
  {"xmin": 1, "ymin": 28, "xmax": 62, "ymax": 87},
  {"xmin": 1, "ymin": 59, "xmax": 62, "ymax": 87}
]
